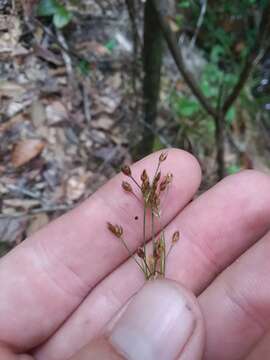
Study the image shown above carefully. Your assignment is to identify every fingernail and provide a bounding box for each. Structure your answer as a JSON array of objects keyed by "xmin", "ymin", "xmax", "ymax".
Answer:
[{"xmin": 108, "ymin": 280, "xmax": 196, "ymax": 360}]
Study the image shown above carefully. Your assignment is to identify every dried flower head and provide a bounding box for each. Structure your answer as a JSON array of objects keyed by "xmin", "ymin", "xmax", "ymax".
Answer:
[
  {"xmin": 122, "ymin": 181, "xmax": 133, "ymax": 193},
  {"xmin": 107, "ymin": 222, "xmax": 123, "ymax": 238},
  {"xmin": 141, "ymin": 169, "xmax": 149, "ymax": 183},
  {"xmin": 121, "ymin": 165, "xmax": 132, "ymax": 177},
  {"xmin": 155, "ymin": 171, "xmax": 161, "ymax": 183},
  {"xmin": 159, "ymin": 173, "xmax": 173, "ymax": 192},
  {"xmin": 172, "ymin": 231, "xmax": 180, "ymax": 244},
  {"xmin": 137, "ymin": 247, "xmax": 145, "ymax": 259},
  {"xmin": 159, "ymin": 152, "xmax": 168, "ymax": 162}
]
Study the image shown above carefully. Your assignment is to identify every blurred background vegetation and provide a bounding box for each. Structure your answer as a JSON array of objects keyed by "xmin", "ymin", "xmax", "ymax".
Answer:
[{"xmin": 0, "ymin": 0, "xmax": 269, "ymax": 254}]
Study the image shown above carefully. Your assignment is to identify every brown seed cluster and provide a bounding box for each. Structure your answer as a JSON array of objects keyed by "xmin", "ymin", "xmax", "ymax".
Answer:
[
  {"xmin": 107, "ymin": 222, "xmax": 123, "ymax": 238},
  {"xmin": 107, "ymin": 152, "xmax": 179, "ymax": 280},
  {"xmin": 119, "ymin": 152, "xmax": 173, "ymax": 215},
  {"xmin": 172, "ymin": 230, "xmax": 180, "ymax": 244}
]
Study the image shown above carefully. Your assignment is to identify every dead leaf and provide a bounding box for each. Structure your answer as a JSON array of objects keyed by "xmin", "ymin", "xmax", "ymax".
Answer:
[
  {"xmin": 66, "ymin": 175, "xmax": 86, "ymax": 201},
  {"xmin": 0, "ymin": 81, "xmax": 26, "ymax": 99},
  {"xmin": 76, "ymin": 40, "xmax": 110, "ymax": 56},
  {"xmin": 11, "ymin": 139, "xmax": 45, "ymax": 167},
  {"xmin": 98, "ymin": 95, "xmax": 121, "ymax": 114},
  {"xmin": 0, "ymin": 15, "xmax": 25, "ymax": 57},
  {"xmin": 92, "ymin": 115, "xmax": 114, "ymax": 130},
  {"xmin": 46, "ymin": 101, "xmax": 68, "ymax": 125},
  {"xmin": 0, "ymin": 113, "xmax": 23, "ymax": 133},
  {"xmin": 105, "ymin": 73, "xmax": 122, "ymax": 90},
  {"xmin": 7, "ymin": 98, "xmax": 33, "ymax": 117},
  {"xmin": 0, "ymin": 217, "xmax": 27, "ymax": 243},
  {"xmin": 3, "ymin": 198, "xmax": 40, "ymax": 210},
  {"xmin": 26, "ymin": 213, "xmax": 49, "ymax": 236},
  {"xmin": 20, "ymin": 0, "xmax": 38, "ymax": 19},
  {"xmin": 31, "ymin": 100, "xmax": 46, "ymax": 127},
  {"xmin": 34, "ymin": 44, "xmax": 63, "ymax": 66}
]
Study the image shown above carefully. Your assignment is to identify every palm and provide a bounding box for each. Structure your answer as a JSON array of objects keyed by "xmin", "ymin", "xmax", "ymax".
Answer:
[{"xmin": 1, "ymin": 150, "xmax": 270, "ymax": 360}]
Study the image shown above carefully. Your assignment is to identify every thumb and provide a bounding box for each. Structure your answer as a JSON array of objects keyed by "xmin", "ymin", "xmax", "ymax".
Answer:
[{"xmin": 71, "ymin": 280, "xmax": 205, "ymax": 360}]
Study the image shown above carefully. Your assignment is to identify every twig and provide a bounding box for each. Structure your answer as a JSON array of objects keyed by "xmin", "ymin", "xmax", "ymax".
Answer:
[
  {"xmin": 55, "ymin": 29, "xmax": 74, "ymax": 79},
  {"xmin": 82, "ymin": 82, "xmax": 92, "ymax": 124},
  {"xmin": 222, "ymin": 6, "xmax": 270, "ymax": 114},
  {"xmin": 0, "ymin": 204, "xmax": 74, "ymax": 219},
  {"xmin": 138, "ymin": 117, "xmax": 172, "ymax": 148},
  {"xmin": 189, "ymin": 0, "xmax": 207, "ymax": 51},
  {"xmin": 150, "ymin": 0, "xmax": 218, "ymax": 119},
  {"xmin": 6, "ymin": 185, "xmax": 41, "ymax": 200}
]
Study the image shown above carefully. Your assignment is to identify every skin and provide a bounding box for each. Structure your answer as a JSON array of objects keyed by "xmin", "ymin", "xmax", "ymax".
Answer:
[{"xmin": 1, "ymin": 149, "xmax": 270, "ymax": 359}]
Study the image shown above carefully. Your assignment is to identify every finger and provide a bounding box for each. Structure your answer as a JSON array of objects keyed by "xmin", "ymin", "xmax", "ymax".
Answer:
[
  {"xmin": 199, "ymin": 229, "xmax": 270, "ymax": 360},
  {"xmin": 69, "ymin": 280, "xmax": 205, "ymax": 360},
  {"xmin": 246, "ymin": 331, "xmax": 270, "ymax": 359},
  {"xmin": 0, "ymin": 150, "xmax": 201, "ymax": 352},
  {"xmin": 0, "ymin": 344, "xmax": 33, "ymax": 360},
  {"xmin": 36, "ymin": 170, "xmax": 270, "ymax": 359}
]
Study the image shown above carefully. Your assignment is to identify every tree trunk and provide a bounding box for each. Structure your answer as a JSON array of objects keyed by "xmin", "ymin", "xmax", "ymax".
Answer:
[
  {"xmin": 133, "ymin": 0, "xmax": 164, "ymax": 160},
  {"xmin": 215, "ymin": 113, "xmax": 225, "ymax": 180}
]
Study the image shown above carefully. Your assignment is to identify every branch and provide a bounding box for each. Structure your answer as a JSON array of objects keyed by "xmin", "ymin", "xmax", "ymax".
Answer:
[
  {"xmin": 189, "ymin": 0, "xmax": 207, "ymax": 51},
  {"xmin": 150, "ymin": 0, "xmax": 218, "ymax": 119},
  {"xmin": 222, "ymin": 6, "xmax": 270, "ymax": 114}
]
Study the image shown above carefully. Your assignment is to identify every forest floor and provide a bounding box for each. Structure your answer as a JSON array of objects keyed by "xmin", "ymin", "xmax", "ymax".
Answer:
[
  {"xmin": 0, "ymin": 0, "xmax": 139, "ymax": 254},
  {"xmin": 1, "ymin": 0, "xmax": 270, "ymax": 255}
]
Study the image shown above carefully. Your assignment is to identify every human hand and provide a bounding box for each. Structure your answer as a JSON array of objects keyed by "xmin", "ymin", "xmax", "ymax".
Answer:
[{"xmin": 1, "ymin": 150, "xmax": 270, "ymax": 360}]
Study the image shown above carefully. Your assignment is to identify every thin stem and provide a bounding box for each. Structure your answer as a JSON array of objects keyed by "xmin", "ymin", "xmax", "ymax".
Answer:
[
  {"xmin": 142, "ymin": 256, "xmax": 153, "ymax": 279},
  {"xmin": 119, "ymin": 237, "xmax": 145, "ymax": 274},
  {"xmin": 166, "ymin": 243, "xmax": 174, "ymax": 259},
  {"xmin": 151, "ymin": 208, "xmax": 155, "ymax": 257},
  {"xmin": 160, "ymin": 230, "xmax": 166, "ymax": 277},
  {"xmin": 151, "ymin": 208, "xmax": 156, "ymax": 277},
  {"xmin": 143, "ymin": 201, "xmax": 147, "ymax": 274},
  {"xmin": 130, "ymin": 176, "xmax": 141, "ymax": 190},
  {"xmin": 153, "ymin": 161, "xmax": 161, "ymax": 182}
]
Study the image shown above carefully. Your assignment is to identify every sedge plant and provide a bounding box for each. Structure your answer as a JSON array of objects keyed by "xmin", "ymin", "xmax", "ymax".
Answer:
[{"xmin": 107, "ymin": 152, "xmax": 179, "ymax": 280}]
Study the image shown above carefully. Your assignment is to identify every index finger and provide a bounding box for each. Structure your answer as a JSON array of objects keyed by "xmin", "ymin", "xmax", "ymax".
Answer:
[{"xmin": 0, "ymin": 149, "xmax": 201, "ymax": 352}]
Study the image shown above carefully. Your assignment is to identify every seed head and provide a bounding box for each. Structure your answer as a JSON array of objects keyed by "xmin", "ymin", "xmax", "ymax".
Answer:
[
  {"xmin": 153, "ymin": 245, "xmax": 160, "ymax": 259},
  {"xmin": 159, "ymin": 152, "xmax": 168, "ymax": 163},
  {"xmin": 159, "ymin": 179, "xmax": 167, "ymax": 192},
  {"xmin": 155, "ymin": 241, "xmax": 165, "ymax": 258},
  {"xmin": 122, "ymin": 181, "xmax": 133, "ymax": 193},
  {"xmin": 137, "ymin": 247, "xmax": 145, "ymax": 259},
  {"xmin": 141, "ymin": 169, "xmax": 149, "ymax": 183},
  {"xmin": 155, "ymin": 171, "xmax": 161, "ymax": 183},
  {"xmin": 172, "ymin": 230, "xmax": 180, "ymax": 244},
  {"xmin": 141, "ymin": 169, "xmax": 150, "ymax": 195},
  {"xmin": 107, "ymin": 222, "xmax": 123, "ymax": 238},
  {"xmin": 160, "ymin": 173, "xmax": 173, "ymax": 191},
  {"xmin": 121, "ymin": 165, "xmax": 132, "ymax": 177},
  {"xmin": 141, "ymin": 179, "xmax": 150, "ymax": 195}
]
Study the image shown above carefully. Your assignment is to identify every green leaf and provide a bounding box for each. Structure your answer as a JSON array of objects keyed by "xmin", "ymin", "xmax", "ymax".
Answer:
[
  {"xmin": 226, "ymin": 106, "xmax": 236, "ymax": 124},
  {"xmin": 210, "ymin": 45, "xmax": 224, "ymax": 63},
  {"xmin": 177, "ymin": 97, "xmax": 200, "ymax": 117},
  {"xmin": 37, "ymin": 0, "xmax": 59, "ymax": 16},
  {"xmin": 178, "ymin": 0, "xmax": 190, "ymax": 8},
  {"xmin": 105, "ymin": 39, "xmax": 117, "ymax": 52},
  {"xmin": 201, "ymin": 79, "xmax": 217, "ymax": 98},
  {"xmin": 77, "ymin": 59, "xmax": 91, "ymax": 76},
  {"xmin": 53, "ymin": 6, "xmax": 72, "ymax": 28},
  {"xmin": 227, "ymin": 165, "xmax": 241, "ymax": 175},
  {"xmin": 152, "ymin": 137, "xmax": 164, "ymax": 152}
]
